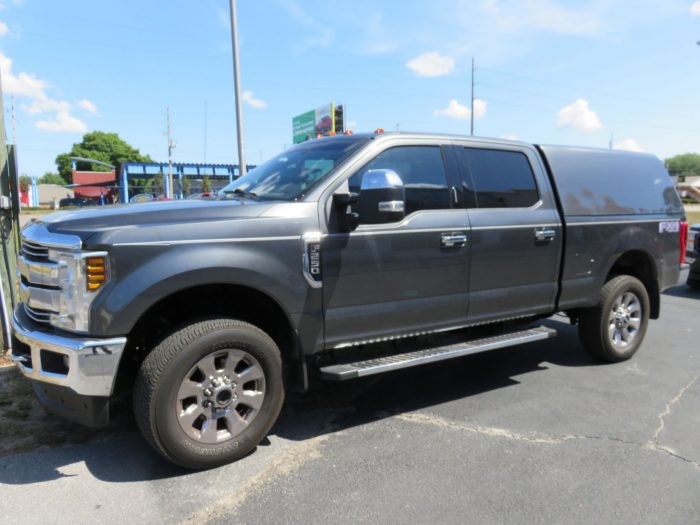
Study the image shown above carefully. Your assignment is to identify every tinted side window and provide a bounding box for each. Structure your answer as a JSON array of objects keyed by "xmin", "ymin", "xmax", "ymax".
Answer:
[
  {"xmin": 459, "ymin": 148, "xmax": 539, "ymax": 208},
  {"xmin": 349, "ymin": 146, "xmax": 450, "ymax": 216}
]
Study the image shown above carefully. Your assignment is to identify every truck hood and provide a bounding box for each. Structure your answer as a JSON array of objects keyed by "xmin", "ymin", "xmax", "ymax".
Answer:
[{"xmin": 38, "ymin": 198, "xmax": 274, "ymax": 236}]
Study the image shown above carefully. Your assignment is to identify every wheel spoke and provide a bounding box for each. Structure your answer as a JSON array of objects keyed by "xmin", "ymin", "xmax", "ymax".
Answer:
[
  {"xmin": 179, "ymin": 405, "xmax": 204, "ymax": 428},
  {"xmin": 237, "ymin": 364, "xmax": 265, "ymax": 384},
  {"xmin": 222, "ymin": 350, "xmax": 245, "ymax": 378},
  {"xmin": 628, "ymin": 301, "xmax": 641, "ymax": 314},
  {"xmin": 238, "ymin": 390, "xmax": 264, "ymax": 410},
  {"xmin": 224, "ymin": 411, "xmax": 249, "ymax": 436},
  {"xmin": 196, "ymin": 354, "xmax": 220, "ymax": 380},
  {"xmin": 199, "ymin": 418, "xmax": 220, "ymax": 444},
  {"xmin": 177, "ymin": 380, "xmax": 202, "ymax": 402},
  {"xmin": 628, "ymin": 317, "xmax": 641, "ymax": 329},
  {"xmin": 613, "ymin": 330, "xmax": 622, "ymax": 346},
  {"xmin": 613, "ymin": 296, "xmax": 623, "ymax": 308},
  {"xmin": 608, "ymin": 322, "xmax": 617, "ymax": 341}
]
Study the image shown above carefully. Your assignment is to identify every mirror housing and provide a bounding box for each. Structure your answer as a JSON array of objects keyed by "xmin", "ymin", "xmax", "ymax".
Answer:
[
  {"xmin": 333, "ymin": 192, "xmax": 360, "ymax": 232},
  {"xmin": 358, "ymin": 169, "xmax": 406, "ymax": 224}
]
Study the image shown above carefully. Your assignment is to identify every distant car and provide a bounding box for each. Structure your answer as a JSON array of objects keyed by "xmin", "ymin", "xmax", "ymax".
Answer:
[
  {"xmin": 687, "ymin": 224, "xmax": 700, "ymax": 289},
  {"xmin": 315, "ymin": 115, "xmax": 333, "ymax": 134},
  {"xmin": 187, "ymin": 192, "xmax": 214, "ymax": 199},
  {"xmin": 129, "ymin": 193, "xmax": 155, "ymax": 203},
  {"xmin": 58, "ymin": 197, "xmax": 92, "ymax": 208}
]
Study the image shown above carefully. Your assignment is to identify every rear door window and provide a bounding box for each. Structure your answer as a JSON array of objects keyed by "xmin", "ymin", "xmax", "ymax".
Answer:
[{"xmin": 458, "ymin": 148, "xmax": 539, "ymax": 208}]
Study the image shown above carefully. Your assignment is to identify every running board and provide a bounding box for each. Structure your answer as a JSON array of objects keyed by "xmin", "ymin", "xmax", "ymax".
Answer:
[{"xmin": 319, "ymin": 326, "xmax": 556, "ymax": 381}]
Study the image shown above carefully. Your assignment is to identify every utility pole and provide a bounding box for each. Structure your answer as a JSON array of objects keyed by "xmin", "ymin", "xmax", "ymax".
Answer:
[
  {"xmin": 165, "ymin": 107, "xmax": 176, "ymax": 199},
  {"xmin": 470, "ymin": 57, "xmax": 475, "ymax": 136},
  {"xmin": 229, "ymin": 0, "xmax": 247, "ymax": 176}
]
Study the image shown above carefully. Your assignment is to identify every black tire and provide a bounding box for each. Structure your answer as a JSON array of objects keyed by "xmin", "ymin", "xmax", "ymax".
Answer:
[
  {"xmin": 578, "ymin": 275, "xmax": 650, "ymax": 362},
  {"xmin": 133, "ymin": 318, "xmax": 284, "ymax": 469}
]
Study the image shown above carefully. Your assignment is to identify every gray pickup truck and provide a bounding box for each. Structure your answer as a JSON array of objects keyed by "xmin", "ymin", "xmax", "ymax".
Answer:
[{"xmin": 11, "ymin": 132, "xmax": 686, "ymax": 469}]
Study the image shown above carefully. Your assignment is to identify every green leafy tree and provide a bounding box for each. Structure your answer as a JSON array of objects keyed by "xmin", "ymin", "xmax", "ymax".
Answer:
[
  {"xmin": 37, "ymin": 172, "xmax": 66, "ymax": 186},
  {"xmin": 55, "ymin": 131, "xmax": 153, "ymax": 184},
  {"xmin": 201, "ymin": 175, "xmax": 211, "ymax": 193},
  {"xmin": 19, "ymin": 175, "xmax": 31, "ymax": 193},
  {"xmin": 147, "ymin": 173, "xmax": 165, "ymax": 197},
  {"xmin": 665, "ymin": 153, "xmax": 700, "ymax": 181},
  {"xmin": 181, "ymin": 176, "xmax": 191, "ymax": 196}
]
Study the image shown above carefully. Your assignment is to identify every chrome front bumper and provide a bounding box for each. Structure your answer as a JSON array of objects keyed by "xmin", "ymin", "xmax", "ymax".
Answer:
[{"xmin": 10, "ymin": 307, "xmax": 127, "ymax": 397}]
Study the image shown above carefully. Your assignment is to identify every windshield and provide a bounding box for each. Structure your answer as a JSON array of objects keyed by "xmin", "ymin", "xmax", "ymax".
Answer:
[{"xmin": 219, "ymin": 138, "xmax": 368, "ymax": 201}]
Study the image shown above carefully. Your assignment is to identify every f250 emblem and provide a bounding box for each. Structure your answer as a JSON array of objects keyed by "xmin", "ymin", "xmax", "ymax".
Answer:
[
  {"xmin": 302, "ymin": 232, "xmax": 323, "ymax": 288},
  {"xmin": 659, "ymin": 221, "xmax": 679, "ymax": 234}
]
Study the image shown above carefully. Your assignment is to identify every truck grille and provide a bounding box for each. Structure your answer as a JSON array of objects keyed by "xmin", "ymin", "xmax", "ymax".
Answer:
[
  {"xmin": 21, "ymin": 239, "xmax": 50, "ymax": 261},
  {"xmin": 24, "ymin": 304, "xmax": 52, "ymax": 323}
]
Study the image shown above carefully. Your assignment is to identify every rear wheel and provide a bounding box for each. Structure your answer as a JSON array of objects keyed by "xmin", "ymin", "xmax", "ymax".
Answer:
[
  {"xmin": 578, "ymin": 275, "xmax": 650, "ymax": 362},
  {"xmin": 133, "ymin": 318, "xmax": 284, "ymax": 469}
]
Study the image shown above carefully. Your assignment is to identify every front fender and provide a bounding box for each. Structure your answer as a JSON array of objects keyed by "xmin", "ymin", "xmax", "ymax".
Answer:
[{"xmin": 90, "ymin": 239, "xmax": 310, "ymax": 336}]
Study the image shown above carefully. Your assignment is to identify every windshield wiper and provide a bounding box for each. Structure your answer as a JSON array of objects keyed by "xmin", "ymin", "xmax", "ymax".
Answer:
[{"xmin": 224, "ymin": 188, "xmax": 259, "ymax": 200}]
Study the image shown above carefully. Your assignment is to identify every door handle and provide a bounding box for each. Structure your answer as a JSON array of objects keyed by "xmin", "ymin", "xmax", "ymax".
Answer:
[
  {"xmin": 534, "ymin": 228, "xmax": 556, "ymax": 242},
  {"xmin": 441, "ymin": 232, "xmax": 467, "ymax": 248}
]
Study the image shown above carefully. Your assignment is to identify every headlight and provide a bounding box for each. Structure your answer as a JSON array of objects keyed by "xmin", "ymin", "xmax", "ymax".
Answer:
[{"xmin": 48, "ymin": 249, "xmax": 110, "ymax": 333}]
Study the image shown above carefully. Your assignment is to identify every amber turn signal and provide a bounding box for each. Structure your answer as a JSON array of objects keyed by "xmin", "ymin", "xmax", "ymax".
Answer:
[{"xmin": 86, "ymin": 256, "xmax": 107, "ymax": 291}]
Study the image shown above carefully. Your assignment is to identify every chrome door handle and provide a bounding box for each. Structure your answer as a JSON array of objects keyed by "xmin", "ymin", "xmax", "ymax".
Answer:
[
  {"xmin": 441, "ymin": 232, "xmax": 467, "ymax": 248},
  {"xmin": 534, "ymin": 228, "xmax": 556, "ymax": 242}
]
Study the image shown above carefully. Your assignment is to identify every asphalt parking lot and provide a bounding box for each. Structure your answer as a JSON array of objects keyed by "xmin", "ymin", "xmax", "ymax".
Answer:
[{"xmin": 1, "ymin": 277, "xmax": 698, "ymax": 524}]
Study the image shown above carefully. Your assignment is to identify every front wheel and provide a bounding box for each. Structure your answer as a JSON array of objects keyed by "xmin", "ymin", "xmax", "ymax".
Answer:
[
  {"xmin": 133, "ymin": 318, "xmax": 284, "ymax": 469},
  {"xmin": 578, "ymin": 275, "xmax": 650, "ymax": 362}
]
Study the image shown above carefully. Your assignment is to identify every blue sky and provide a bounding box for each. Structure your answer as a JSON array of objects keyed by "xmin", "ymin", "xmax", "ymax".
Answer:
[{"xmin": 2, "ymin": 0, "xmax": 700, "ymax": 177}]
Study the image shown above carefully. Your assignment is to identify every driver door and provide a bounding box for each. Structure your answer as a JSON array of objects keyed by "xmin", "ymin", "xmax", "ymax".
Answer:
[{"xmin": 321, "ymin": 144, "xmax": 471, "ymax": 348}]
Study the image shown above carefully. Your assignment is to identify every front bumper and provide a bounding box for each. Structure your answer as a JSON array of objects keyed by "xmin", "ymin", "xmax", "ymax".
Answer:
[{"xmin": 10, "ymin": 306, "xmax": 127, "ymax": 398}]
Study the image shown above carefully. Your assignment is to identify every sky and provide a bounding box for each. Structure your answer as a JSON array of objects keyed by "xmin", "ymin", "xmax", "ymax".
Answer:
[{"xmin": 1, "ymin": 0, "xmax": 700, "ymax": 177}]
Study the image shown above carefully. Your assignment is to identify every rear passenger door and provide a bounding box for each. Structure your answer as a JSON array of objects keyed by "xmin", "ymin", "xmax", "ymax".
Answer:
[{"xmin": 454, "ymin": 145, "xmax": 562, "ymax": 323}]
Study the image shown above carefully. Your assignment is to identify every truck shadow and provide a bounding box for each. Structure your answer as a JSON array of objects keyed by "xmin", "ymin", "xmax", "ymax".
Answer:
[{"xmin": 0, "ymin": 318, "xmax": 599, "ymax": 485}]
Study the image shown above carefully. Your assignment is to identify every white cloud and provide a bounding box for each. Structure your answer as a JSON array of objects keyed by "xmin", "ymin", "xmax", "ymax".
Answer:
[
  {"xmin": 0, "ymin": 21, "xmax": 8, "ymax": 35},
  {"xmin": 22, "ymin": 99, "xmax": 70, "ymax": 114},
  {"xmin": 556, "ymin": 99, "xmax": 602, "ymax": 131},
  {"xmin": 78, "ymin": 99, "xmax": 98, "ymax": 114},
  {"xmin": 0, "ymin": 53, "xmax": 47, "ymax": 99},
  {"xmin": 36, "ymin": 112, "xmax": 87, "ymax": 133},
  {"xmin": 406, "ymin": 52, "xmax": 455, "ymax": 77},
  {"xmin": 613, "ymin": 138, "xmax": 645, "ymax": 153},
  {"xmin": 346, "ymin": 120, "xmax": 357, "ymax": 130},
  {"xmin": 241, "ymin": 90, "xmax": 267, "ymax": 109},
  {"xmin": 434, "ymin": 98, "xmax": 487, "ymax": 120},
  {"xmin": 692, "ymin": 2, "xmax": 700, "ymax": 16},
  {"xmin": 1, "ymin": 52, "xmax": 93, "ymax": 133}
]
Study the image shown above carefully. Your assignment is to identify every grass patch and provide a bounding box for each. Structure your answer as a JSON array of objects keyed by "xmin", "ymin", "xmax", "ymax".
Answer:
[{"xmin": 685, "ymin": 210, "xmax": 700, "ymax": 225}]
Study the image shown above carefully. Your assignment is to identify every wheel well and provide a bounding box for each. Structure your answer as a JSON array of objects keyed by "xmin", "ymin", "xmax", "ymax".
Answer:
[
  {"xmin": 115, "ymin": 284, "xmax": 299, "ymax": 393},
  {"xmin": 606, "ymin": 250, "xmax": 660, "ymax": 319}
]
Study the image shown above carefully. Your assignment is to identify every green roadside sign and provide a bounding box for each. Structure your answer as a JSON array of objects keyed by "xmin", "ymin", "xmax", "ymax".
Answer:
[{"xmin": 292, "ymin": 110, "xmax": 316, "ymax": 144}]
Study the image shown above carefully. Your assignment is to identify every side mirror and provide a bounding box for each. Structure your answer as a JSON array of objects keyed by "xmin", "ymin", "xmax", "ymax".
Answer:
[
  {"xmin": 358, "ymin": 169, "xmax": 405, "ymax": 224},
  {"xmin": 332, "ymin": 192, "xmax": 360, "ymax": 232}
]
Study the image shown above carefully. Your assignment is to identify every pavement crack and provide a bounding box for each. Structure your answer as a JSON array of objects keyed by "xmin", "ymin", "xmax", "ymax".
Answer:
[
  {"xmin": 396, "ymin": 410, "xmax": 700, "ymax": 471},
  {"xmin": 648, "ymin": 373, "xmax": 699, "ymax": 448}
]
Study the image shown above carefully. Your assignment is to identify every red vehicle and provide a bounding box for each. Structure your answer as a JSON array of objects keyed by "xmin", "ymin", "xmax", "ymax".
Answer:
[{"xmin": 315, "ymin": 115, "xmax": 333, "ymax": 134}]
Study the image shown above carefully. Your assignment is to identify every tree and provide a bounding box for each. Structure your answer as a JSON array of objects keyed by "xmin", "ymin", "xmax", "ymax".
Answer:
[
  {"xmin": 201, "ymin": 175, "xmax": 211, "ymax": 193},
  {"xmin": 665, "ymin": 153, "xmax": 700, "ymax": 181},
  {"xmin": 19, "ymin": 175, "xmax": 30, "ymax": 193},
  {"xmin": 55, "ymin": 131, "xmax": 153, "ymax": 184},
  {"xmin": 38, "ymin": 172, "xmax": 66, "ymax": 186},
  {"xmin": 147, "ymin": 173, "xmax": 165, "ymax": 197},
  {"xmin": 181, "ymin": 176, "xmax": 191, "ymax": 196}
]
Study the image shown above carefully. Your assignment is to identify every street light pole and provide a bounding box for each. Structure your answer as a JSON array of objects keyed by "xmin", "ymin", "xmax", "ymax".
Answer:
[{"xmin": 229, "ymin": 0, "xmax": 247, "ymax": 176}]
